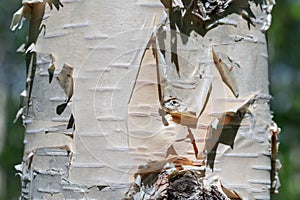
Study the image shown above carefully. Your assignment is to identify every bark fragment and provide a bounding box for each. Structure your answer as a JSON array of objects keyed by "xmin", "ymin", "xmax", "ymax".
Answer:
[
  {"xmin": 125, "ymin": 157, "xmax": 241, "ymax": 200},
  {"xmin": 211, "ymin": 48, "xmax": 240, "ymax": 98}
]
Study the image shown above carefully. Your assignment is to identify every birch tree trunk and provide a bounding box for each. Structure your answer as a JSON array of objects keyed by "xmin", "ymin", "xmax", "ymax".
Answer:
[{"xmin": 12, "ymin": 0, "xmax": 280, "ymax": 199}]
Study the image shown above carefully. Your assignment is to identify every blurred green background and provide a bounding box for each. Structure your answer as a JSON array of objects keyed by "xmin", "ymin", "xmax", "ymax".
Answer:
[{"xmin": 0, "ymin": 0, "xmax": 299, "ymax": 199}]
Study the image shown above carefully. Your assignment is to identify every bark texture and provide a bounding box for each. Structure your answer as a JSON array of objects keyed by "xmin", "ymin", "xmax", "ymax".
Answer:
[{"xmin": 11, "ymin": 0, "xmax": 280, "ymax": 199}]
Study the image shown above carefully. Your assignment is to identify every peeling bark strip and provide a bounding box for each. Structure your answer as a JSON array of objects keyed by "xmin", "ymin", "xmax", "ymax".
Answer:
[
  {"xmin": 269, "ymin": 122, "xmax": 281, "ymax": 194},
  {"xmin": 211, "ymin": 48, "xmax": 240, "ymax": 98},
  {"xmin": 10, "ymin": 0, "xmax": 280, "ymax": 199},
  {"xmin": 56, "ymin": 64, "xmax": 74, "ymax": 116}
]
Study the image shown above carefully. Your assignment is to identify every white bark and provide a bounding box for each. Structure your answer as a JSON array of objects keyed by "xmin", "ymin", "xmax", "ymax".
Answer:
[{"xmin": 12, "ymin": 0, "xmax": 280, "ymax": 199}]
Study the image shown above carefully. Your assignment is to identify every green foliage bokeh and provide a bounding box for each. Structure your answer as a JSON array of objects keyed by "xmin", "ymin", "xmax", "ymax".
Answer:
[{"xmin": 268, "ymin": 0, "xmax": 300, "ymax": 199}]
